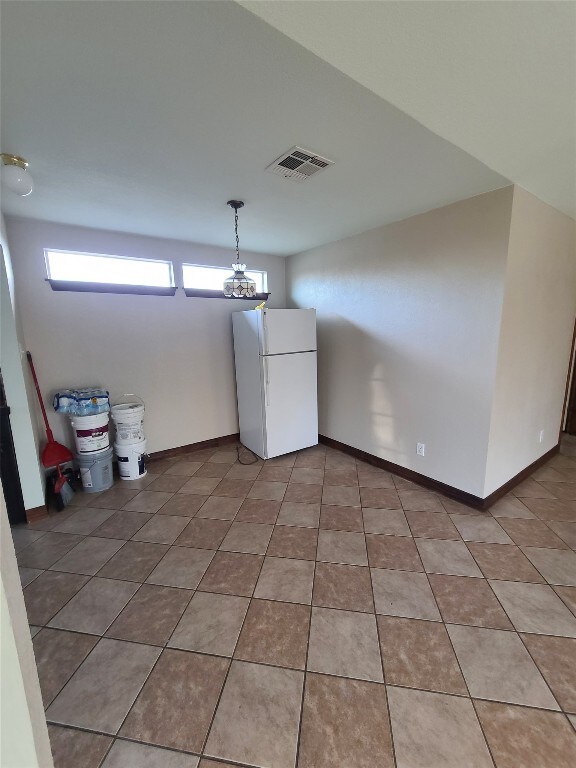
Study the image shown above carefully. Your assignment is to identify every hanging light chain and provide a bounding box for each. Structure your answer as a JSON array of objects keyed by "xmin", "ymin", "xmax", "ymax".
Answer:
[{"xmin": 234, "ymin": 207, "xmax": 241, "ymax": 262}]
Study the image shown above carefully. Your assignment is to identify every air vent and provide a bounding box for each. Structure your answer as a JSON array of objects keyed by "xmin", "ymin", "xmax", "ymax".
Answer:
[{"xmin": 266, "ymin": 146, "xmax": 334, "ymax": 182}]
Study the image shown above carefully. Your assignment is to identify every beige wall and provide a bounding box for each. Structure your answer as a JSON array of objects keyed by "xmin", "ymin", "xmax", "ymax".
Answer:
[
  {"xmin": 484, "ymin": 188, "xmax": 576, "ymax": 494},
  {"xmin": 287, "ymin": 188, "xmax": 514, "ymax": 496},
  {"xmin": 6, "ymin": 217, "xmax": 286, "ymax": 454}
]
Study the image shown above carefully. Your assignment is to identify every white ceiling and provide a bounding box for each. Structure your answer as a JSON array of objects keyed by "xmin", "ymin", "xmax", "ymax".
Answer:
[
  {"xmin": 2, "ymin": 1, "xmax": 512, "ymax": 255},
  {"xmin": 241, "ymin": 0, "xmax": 576, "ymax": 221}
]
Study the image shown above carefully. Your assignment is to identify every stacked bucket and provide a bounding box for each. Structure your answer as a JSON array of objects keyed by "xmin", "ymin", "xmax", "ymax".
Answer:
[
  {"xmin": 69, "ymin": 410, "xmax": 114, "ymax": 493},
  {"xmin": 111, "ymin": 397, "xmax": 147, "ymax": 480}
]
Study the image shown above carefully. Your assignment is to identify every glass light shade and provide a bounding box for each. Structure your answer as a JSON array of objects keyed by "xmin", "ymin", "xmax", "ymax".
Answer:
[
  {"xmin": 1, "ymin": 164, "xmax": 33, "ymax": 196},
  {"xmin": 223, "ymin": 263, "xmax": 257, "ymax": 298}
]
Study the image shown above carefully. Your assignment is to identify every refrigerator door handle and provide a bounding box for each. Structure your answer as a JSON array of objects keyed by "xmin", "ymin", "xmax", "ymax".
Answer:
[{"xmin": 264, "ymin": 358, "xmax": 270, "ymax": 406}]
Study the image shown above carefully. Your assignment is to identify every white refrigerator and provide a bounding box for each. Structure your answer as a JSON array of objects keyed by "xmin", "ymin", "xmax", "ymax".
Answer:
[{"xmin": 232, "ymin": 308, "xmax": 318, "ymax": 459}]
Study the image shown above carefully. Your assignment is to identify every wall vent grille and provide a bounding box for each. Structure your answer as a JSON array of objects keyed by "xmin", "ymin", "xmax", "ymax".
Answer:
[{"xmin": 266, "ymin": 146, "xmax": 334, "ymax": 182}]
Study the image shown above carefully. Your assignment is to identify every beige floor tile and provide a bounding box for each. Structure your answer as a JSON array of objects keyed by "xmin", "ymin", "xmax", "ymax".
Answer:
[
  {"xmin": 50, "ymin": 536, "xmax": 125, "ymax": 575},
  {"xmin": 522, "ymin": 546, "xmax": 576, "ymax": 586},
  {"xmin": 450, "ymin": 514, "xmax": 512, "ymax": 544},
  {"xmin": 294, "ymin": 451, "xmax": 325, "ymax": 469},
  {"xmin": 23, "ymin": 571, "xmax": 90, "ymax": 626},
  {"xmin": 254, "ymin": 556, "xmax": 314, "ymax": 604},
  {"xmin": 212, "ymin": 478, "xmax": 254, "ymax": 498},
  {"xmin": 284, "ymin": 482, "xmax": 323, "ymax": 504},
  {"xmin": 19, "ymin": 567, "xmax": 42, "ymax": 587},
  {"xmin": 164, "ymin": 460, "xmax": 204, "ymax": 476},
  {"xmin": 92, "ymin": 511, "xmax": 152, "ymax": 540},
  {"xmin": 429, "ymin": 574, "xmax": 513, "ymax": 629},
  {"xmin": 208, "ymin": 450, "xmax": 238, "ymax": 464},
  {"xmin": 416, "ymin": 538, "xmax": 483, "ymax": 577},
  {"xmin": 319, "ymin": 505, "xmax": 363, "ymax": 532},
  {"xmin": 33, "ymin": 628, "xmax": 98, "ymax": 706},
  {"xmin": 122, "ymin": 491, "xmax": 174, "ymax": 514},
  {"xmin": 131, "ymin": 515, "xmax": 189, "ymax": 544},
  {"xmin": 378, "ymin": 616, "xmax": 467, "ymax": 695},
  {"xmin": 399, "ymin": 490, "xmax": 445, "ymax": 513},
  {"xmin": 308, "ymin": 607, "xmax": 383, "ymax": 682},
  {"xmin": 169, "ymin": 591, "xmax": 249, "ymax": 656},
  {"xmin": 247, "ymin": 480, "xmax": 287, "ymax": 501},
  {"xmin": 317, "ymin": 529, "xmax": 368, "ymax": 565},
  {"xmin": 371, "ymin": 568, "xmax": 441, "ymax": 620},
  {"xmin": 313, "ymin": 562, "xmax": 374, "ymax": 612},
  {"xmin": 359, "ymin": 487, "xmax": 401, "ymax": 509},
  {"xmin": 174, "ymin": 518, "xmax": 232, "ymax": 549},
  {"xmin": 156, "ymin": 494, "xmax": 208, "ymax": 517},
  {"xmin": 10, "ymin": 527, "xmax": 46, "ymax": 553},
  {"xmin": 521, "ymin": 498, "xmax": 576, "ymax": 522},
  {"xmin": 323, "ymin": 468, "xmax": 358, "ymax": 486},
  {"xmin": 298, "ymin": 673, "xmax": 394, "ymax": 768},
  {"xmin": 511, "ymin": 479, "xmax": 555, "ymax": 500},
  {"xmin": 291, "ymin": 467, "xmax": 325, "ymax": 485},
  {"xmin": 498, "ymin": 518, "xmax": 569, "ymax": 548},
  {"xmin": 447, "ymin": 624, "xmax": 559, "ymax": 709},
  {"xmin": 52, "ymin": 507, "xmax": 117, "ymax": 534},
  {"xmin": 48, "ymin": 725, "xmax": 112, "ymax": 768},
  {"xmin": 466, "ymin": 542, "xmax": 545, "ymax": 582},
  {"xmin": 178, "ymin": 476, "xmax": 221, "ymax": 495},
  {"xmin": 97, "ymin": 541, "xmax": 169, "ymax": 582},
  {"xmin": 489, "ymin": 495, "xmax": 536, "ymax": 518},
  {"xmin": 554, "ymin": 585, "xmax": 576, "ymax": 615},
  {"xmin": 357, "ymin": 466, "xmax": 396, "ymax": 489},
  {"xmin": 46, "ymin": 638, "xmax": 161, "ymax": 733},
  {"xmin": 120, "ymin": 649, "xmax": 229, "ymax": 752},
  {"xmin": 146, "ymin": 474, "xmax": 190, "ymax": 492},
  {"xmin": 440, "ymin": 497, "xmax": 484, "ymax": 515},
  {"xmin": 256, "ymin": 464, "xmax": 292, "ymax": 482},
  {"xmin": 539, "ymin": 482, "xmax": 576, "ymax": 501},
  {"xmin": 363, "ymin": 508, "xmax": 411, "ymax": 536},
  {"xmin": 322, "ymin": 484, "xmax": 361, "ymax": 507},
  {"xmin": 91, "ymin": 487, "xmax": 139, "ymax": 510},
  {"xmin": 325, "ymin": 452, "xmax": 356, "ymax": 470},
  {"xmin": 102, "ymin": 740, "xmax": 199, "ymax": 768},
  {"xmin": 194, "ymin": 462, "xmax": 230, "ymax": 479},
  {"xmin": 219, "ymin": 521, "xmax": 273, "ymax": 555},
  {"xmin": 48, "ymin": 577, "xmax": 139, "ymax": 634},
  {"xmin": 146, "ymin": 546, "xmax": 214, "ymax": 589},
  {"xmin": 236, "ymin": 498, "xmax": 280, "ymax": 524},
  {"xmin": 195, "ymin": 495, "xmax": 243, "ymax": 520},
  {"xmin": 277, "ymin": 501, "xmax": 320, "ymax": 528},
  {"xmin": 205, "ymin": 661, "xmax": 303, "ymax": 768},
  {"xmin": 548, "ymin": 521, "xmax": 576, "ymax": 548},
  {"xmin": 366, "ymin": 534, "xmax": 422, "ymax": 571},
  {"xmin": 521, "ymin": 633, "xmax": 576, "ymax": 713},
  {"xmin": 198, "ymin": 551, "xmax": 263, "ymax": 597},
  {"xmin": 267, "ymin": 525, "xmax": 318, "ymax": 560},
  {"xmin": 17, "ymin": 532, "xmax": 85, "ymax": 569},
  {"xmin": 474, "ymin": 700, "xmax": 576, "ymax": 768},
  {"xmin": 489, "ymin": 579, "xmax": 576, "ymax": 637},
  {"xmin": 235, "ymin": 598, "xmax": 310, "ymax": 669},
  {"xmin": 388, "ymin": 687, "xmax": 493, "ymax": 768},
  {"xmin": 406, "ymin": 510, "xmax": 460, "ymax": 540},
  {"xmin": 105, "ymin": 584, "xmax": 191, "ymax": 645}
]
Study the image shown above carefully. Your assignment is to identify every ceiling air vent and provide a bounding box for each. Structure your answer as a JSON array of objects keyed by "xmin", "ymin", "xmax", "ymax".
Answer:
[{"xmin": 266, "ymin": 147, "xmax": 334, "ymax": 182}]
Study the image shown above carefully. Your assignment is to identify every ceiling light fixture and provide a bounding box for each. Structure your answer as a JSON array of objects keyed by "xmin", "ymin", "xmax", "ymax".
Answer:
[
  {"xmin": 223, "ymin": 200, "xmax": 257, "ymax": 298},
  {"xmin": 1, "ymin": 153, "xmax": 34, "ymax": 197}
]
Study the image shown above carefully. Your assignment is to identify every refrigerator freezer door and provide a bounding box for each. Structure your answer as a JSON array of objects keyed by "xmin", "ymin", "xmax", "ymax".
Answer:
[
  {"xmin": 263, "ymin": 351, "xmax": 318, "ymax": 458},
  {"xmin": 261, "ymin": 309, "xmax": 316, "ymax": 355}
]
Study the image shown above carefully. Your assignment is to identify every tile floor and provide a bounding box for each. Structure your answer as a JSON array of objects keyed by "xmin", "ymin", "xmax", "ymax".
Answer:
[{"xmin": 12, "ymin": 437, "xmax": 576, "ymax": 768}]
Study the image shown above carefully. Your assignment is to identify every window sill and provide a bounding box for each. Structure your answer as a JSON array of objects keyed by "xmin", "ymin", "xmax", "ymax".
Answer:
[
  {"xmin": 183, "ymin": 289, "xmax": 270, "ymax": 300},
  {"xmin": 47, "ymin": 280, "xmax": 177, "ymax": 296}
]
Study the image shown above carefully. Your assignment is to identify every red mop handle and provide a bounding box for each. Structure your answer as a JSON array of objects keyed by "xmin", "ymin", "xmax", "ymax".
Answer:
[{"xmin": 26, "ymin": 351, "xmax": 54, "ymax": 440}]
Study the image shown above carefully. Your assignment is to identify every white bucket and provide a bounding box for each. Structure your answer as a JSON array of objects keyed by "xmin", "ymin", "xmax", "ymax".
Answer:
[
  {"xmin": 115, "ymin": 438, "xmax": 147, "ymax": 480},
  {"xmin": 70, "ymin": 412, "xmax": 110, "ymax": 454},
  {"xmin": 111, "ymin": 397, "xmax": 145, "ymax": 445},
  {"xmin": 76, "ymin": 446, "xmax": 114, "ymax": 493}
]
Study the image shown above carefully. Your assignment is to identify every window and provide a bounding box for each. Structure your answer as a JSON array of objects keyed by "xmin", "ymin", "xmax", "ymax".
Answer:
[
  {"xmin": 44, "ymin": 249, "xmax": 176, "ymax": 295},
  {"xmin": 182, "ymin": 263, "xmax": 267, "ymax": 293}
]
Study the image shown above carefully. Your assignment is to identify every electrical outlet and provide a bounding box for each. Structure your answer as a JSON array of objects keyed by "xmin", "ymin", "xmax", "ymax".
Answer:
[
  {"xmin": 539, "ymin": 429, "xmax": 545, "ymax": 444},
  {"xmin": 417, "ymin": 443, "xmax": 426, "ymax": 457}
]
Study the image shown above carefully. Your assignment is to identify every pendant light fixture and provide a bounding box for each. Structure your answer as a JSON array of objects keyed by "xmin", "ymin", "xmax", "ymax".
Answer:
[
  {"xmin": 1, "ymin": 153, "xmax": 34, "ymax": 197},
  {"xmin": 223, "ymin": 200, "xmax": 257, "ymax": 298}
]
